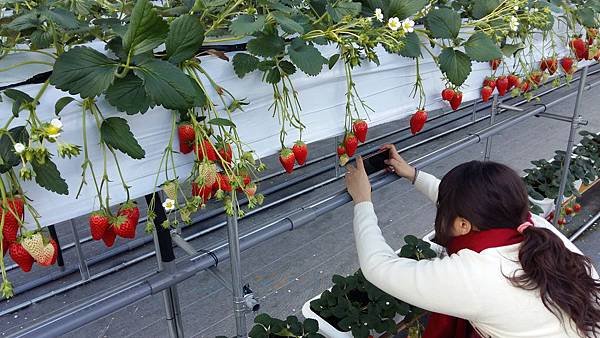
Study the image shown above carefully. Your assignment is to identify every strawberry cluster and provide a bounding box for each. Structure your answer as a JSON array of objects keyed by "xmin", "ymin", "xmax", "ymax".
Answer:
[
  {"xmin": 335, "ymin": 120, "xmax": 368, "ymax": 166},
  {"xmin": 88, "ymin": 201, "xmax": 140, "ymax": 248}
]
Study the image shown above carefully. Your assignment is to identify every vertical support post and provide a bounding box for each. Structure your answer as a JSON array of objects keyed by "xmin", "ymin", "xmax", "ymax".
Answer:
[
  {"xmin": 553, "ymin": 66, "xmax": 588, "ymax": 227},
  {"xmin": 145, "ymin": 193, "xmax": 184, "ymax": 338},
  {"xmin": 484, "ymin": 94, "xmax": 499, "ymax": 161},
  {"xmin": 334, "ymin": 135, "xmax": 340, "ymax": 178},
  {"xmin": 227, "ymin": 202, "xmax": 247, "ymax": 337},
  {"xmin": 68, "ymin": 220, "xmax": 89, "ymax": 279},
  {"xmin": 471, "ymin": 100, "xmax": 478, "ymax": 122},
  {"xmin": 47, "ymin": 225, "xmax": 64, "ymax": 270}
]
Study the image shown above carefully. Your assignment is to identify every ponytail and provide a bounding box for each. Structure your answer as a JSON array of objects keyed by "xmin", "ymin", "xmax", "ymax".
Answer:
[{"xmin": 510, "ymin": 226, "xmax": 600, "ymax": 337}]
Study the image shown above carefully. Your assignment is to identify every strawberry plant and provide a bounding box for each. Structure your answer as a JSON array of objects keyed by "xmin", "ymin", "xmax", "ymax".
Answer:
[{"xmin": 245, "ymin": 314, "xmax": 324, "ymax": 338}]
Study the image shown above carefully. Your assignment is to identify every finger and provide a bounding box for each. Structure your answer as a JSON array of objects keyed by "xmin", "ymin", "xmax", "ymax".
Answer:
[
  {"xmin": 380, "ymin": 144, "xmax": 392, "ymax": 151},
  {"xmin": 346, "ymin": 163, "xmax": 356, "ymax": 173},
  {"xmin": 356, "ymin": 155, "xmax": 365, "ymax": 171}
]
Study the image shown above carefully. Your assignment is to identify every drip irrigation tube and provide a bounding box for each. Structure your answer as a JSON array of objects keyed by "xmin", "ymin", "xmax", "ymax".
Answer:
[{"xmin": 11, "ymin": 73, "xmax": 598, "ymax": 338}]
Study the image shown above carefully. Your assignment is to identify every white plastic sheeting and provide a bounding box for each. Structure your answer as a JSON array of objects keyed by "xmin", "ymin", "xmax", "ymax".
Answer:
[{"xmin": 0, "ymin": 31, "xmax": 577, "ymax": 228}]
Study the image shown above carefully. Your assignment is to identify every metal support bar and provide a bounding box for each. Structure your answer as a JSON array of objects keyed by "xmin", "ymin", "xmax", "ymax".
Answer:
[
  {"xmin": 227, "ymin": 205, "xmax": 247, "ymax": 337},
  {"xmin": 535, "ymin": 112, "xmax": 589, "ymax": 125},
  {"xmin": 570, "ymin": 211, "xmax": 600, "ymax": 241},
  {"xmin": 484, "ymin": 94, "xmax": 499, "ymax": 161},
  {"xmin": 68, "ymin": 220, "xmax": 90, "ymax": 280},
  {"xmin": 47, "ymin": 225, "xmax": 64, "ymax": 269},
  {"xmin": 498, "ymin": 103, "xmax": 525, "ymax": 112},
  {"xmin": 553, "ymin": 66, "xmax": 589, "ymax": 228},
  {"xmin": 145, "ymin": 193, "xmax": 184, "ymax": 338}
]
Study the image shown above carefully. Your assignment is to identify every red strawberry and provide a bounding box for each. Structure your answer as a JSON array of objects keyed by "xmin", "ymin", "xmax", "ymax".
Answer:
[
  {"xmin": 519, "ymin": 80, "xmax": 530, "ymax": 93},
  {"xmin": 9, "ymin": 242, "xmax": 34, "ymax": 272},
  {"xmin": 112, "ymin": 215, "xmax": 136, "ymax": 239},
  {"xmin": 410, "ymin": 110, "xmax": 428, "ymax": 135},
  {"xmin": 352, "ymin": 120, "xmax": 368, "ymax": 143},
  {"xmin": 490, "ymin": 59, "xmax": 501, "ymax": 70},
  {"xmin": 49, "ymin": 239, "xmax": 58, "ymax": 265},
  {"xmin": 594, "ymin": 49, "xmax": 600, "ymax": 61},
  {"xmin": 481, "ymin": 86, "xmax": 493, "ymax": 102},
  {"xmin": 529, "ymin": 71, "xmax": 543, "ymax": 85},
  {"xmin": 496, "ymin": 76, "xmax": 509, "ymax": 96},
  {"xmin": 573, "ymin": 203, "xmax": 582, "ymax": 212},
  {"xmin": 194, "ymin": 139, "xmax": 218, "ymax": 162},
  {"xmin": 192, "ymin": 182, "xmax": 213, "ymax": 203},
  {"xmin": 560, "ymin": 57, "xmax": 574, "ymax": 74},
  {"xmin": 89, "ymin": 210, "xmax": 109, "ymax": 240},
  {"xmin": 441, "ymin": 88, "xmax": 455, "ymax": 101},
  {"xmin": 2, "ymin": 197, "xmax": 24, "ymax": 243},
  {"xmin": 570, "ymin": 37, "xmax": 587, "ymax": 60},
  {"xmin": 279, "ymin": 148, "xmax": 295, "ymax": 174},
  {"xmin": 565, "ymin": 206, "xmax": 573, "ymax": 215},
  {"xmin": 541, "ymin": 58, "xmax": 558, "ymax": 75},
  {"xmin": 483, "ymin": 77, "xmax": 496, "ymax": 91},
  {"xmin": 177, "ymin": 123, "xmax": 195, "ymax": 154},
  {"xmin": 2, "ymin": 238, "xmax": 8, "ymax": 256},
  {"xmin": 540, "ymin": 59, "xmax": 547, "ymax": 71},
  {"xmin": 244, "ymin": 183, "xmax": 257, "ymax": 197},
  {"xmin": 450, "ymin": 91, "xmax": 463, "ymax": 111},
  {"xmin": 217, "ymin": 143, "xmax": 233, "ymax": 164},
  {"xmin": 118, "ymin": 202, "xmax": 140, "ymax": 227},
  {"xmin": 344, "ymin": 133, "xmax": 358, "ymax": 157},
  {"xmin": 337, "ymin": 144, "xmax": 346, "ymax": 156},
  {"xmin": 507, "ymin": 74, "xmax": 520, "ymax": 90},
  {"xmin": 558, "ymin": 217, "xmax": 566, "ymax": 226},
  {"xmin": 102, "ymin": 226, "xmax": 117, "ymax": 247},
  {"xmin": 214, "ymin": 172, "xmax": 232, "ymax": 192},
  {"xmin": 292, "ymin": 140, "xmax": 308, "ymax": 165}
]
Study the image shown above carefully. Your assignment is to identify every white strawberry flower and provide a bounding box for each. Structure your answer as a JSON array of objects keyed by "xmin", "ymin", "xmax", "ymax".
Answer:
[
  {"xmin": 162, "ymin": 198, "xmax": 176, "ymax": 211},
  {"xmin": 402, "ymin": 18, "xmax": 415, "ymax": 33},
  {"xmin": 387, "ymin": 17, "xmax": 401, "ymax": 31},
  {"xmin": 50, "ymin": 118, "xmax": 63, "ymax": 129},
  {"xmin": 374, "ymin": 8, "xmax": 384, "ymax": 22},
  {"xmin": 509, "ymin": 16, "xmax": 520, "ymax": 31},
  {"xmin": 13, "ymin": 143, "xmax": 25, "ymax": 154}
]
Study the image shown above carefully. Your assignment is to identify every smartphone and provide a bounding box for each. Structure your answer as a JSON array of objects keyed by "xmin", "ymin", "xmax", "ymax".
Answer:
[{"xmin": 362, "ymin": 150, "xmax": 389, "ymax": 175}]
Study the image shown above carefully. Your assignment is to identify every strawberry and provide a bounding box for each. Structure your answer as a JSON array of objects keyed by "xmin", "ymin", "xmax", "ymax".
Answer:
[
  {"xmin": 89, "ymin": 210, "xmax": 109, "ymax": 241},
  {"xmin": 529, "ymin": 71, "xmax": 543, "ymax": 85},
  {"xmin": 570, "ymin": 37, "xmax": 587, "ymax": 60},
  {"xmin": 352, "ymin": 120, "xmax": 368, "ymax": 143},
  {"xmin": 560, "ymin": 57, "xmax": 575, "ymax": 75},
  {"xmin": 161, "ymin": 180, "xmax": 178, "ymax": 200},
  {"xmin": 441, "ymin": 88, "xmax": 455, "ymax": 101},
  {"xmin": 410, "ymin": 109, "xmax": 428, "ymax": 135},
  {"xmin": 339, "ymin": 154, "xmax": 350, "ymax": 166},
  {"xmin": 573, "ymin": 203, "xmax": 582, "ymax": 212},
  {"xmin": 594, "ymin": 49, "xmax": 600, "ymax": 61},
  {"xmin": 118, "ymin": 201, "xmax": 140, "ymax": 227},
  {"xmin": 481, "ymin": 86, "xmax": 493, "ymax": 102},
  {"xmin": 194, "ymin": 139, "xmax": 217, "ymax": 162},
  {"xmin": 507, "ymin": 74, "xmax": 521, "ymax": 90},
  {"xmin": 2, "ymin": 197, "xmax": 24, "ymax": 243},
  {"xmin": 565, "ymin": 206, "xmax": 573, "ymax": 215},
  {"xmin": 496, "ymin": 76, "xmax": 509, "ymax": 96},
  {"xmin": 177, "ymin": 123, "xmax": 195, "ymax": 154},
  {"xmin": 9, "ymin": 242, "xmax": 34, "ymax": 272},
  {"xmin": 49, "ymin": 239, "xmax": 58, "ymax": 265},
  {"xmin": 197, "ymin": 161, "xmax": 218, "ymax": 187},
  {"xmin": 540, "ymin": 59, "xmax": 547, "ymax": 72},
  {"xmin": 344, "ymin": 133, "xmax": 358, "ymax": 157},
  {"xmin": 21, "ymin": 233, "xmax": 46, "ymax": 262},
  {"xmin": 483, "ymin": 77, "xmax": 496, "ymax": 91},
  {"xmin": 541, "ymin": 58, "xmax": 558, "ymax": 75},
  {"xmin": 558, "ymin": 217, "xmax": 566, "ymax": 226},
  {"xmin": 244, "ymin": 183, "xmax": 257, "ymax": 197},
  {"xmin": 337, "ymin": 144, "xmax": 346, "ymax": 156},
  {"xmin": 490, "ymin": 59, "xmax": 501, "ymax": 70},
  {"xmin": 450, "ymin": 91, "xmax": 463, "ymax": 111},
  {"xmin": 112, "ymin": 215, "xmax": 136, "ymax": 239},
  {"xmin": 2, "ymin": 238, "xmax": 8, "ymax": 256},
  {"xmin": 214, "ymin": 172, "xmax": 232, "ymax": 192},
  {"xmin": 192, "ymin": 182, "xmax": 213, "ymax": 203},
  {"xmin": 519, "ymin": 80, "xmax": 530, "ymax": 93},
  {"xmin": 279, "ymin": 148, "xmax": 296, "ymax": 174},
  {"xmin": 102, "ymin": 226, "xmax": 117, "ymax": 247},
  {"xmin": 292, "ymin": 140, "xmax": 308, "ymax": 165},
  {"xmin": 216, "ymin": 143, "xmax": 233, "ymax": 164}
]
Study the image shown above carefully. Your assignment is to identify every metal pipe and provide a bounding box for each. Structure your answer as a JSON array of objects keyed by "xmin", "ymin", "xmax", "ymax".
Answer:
[
  {"xmin": 484, "ymin": 94, "xmax": 499, "ymax": 161},
  {"xmin": 570, "ymin": 211, "xmax": 600, "ymax": 241},
  {"xmin": 227, "ymin": 206, "xmax": 247, "ymax": 337},
  {"xmin": 69, "ymin": 219, "xmax": 90, "ymax": 280},
  {"xmin": 553, "ymin": 66, "xmax": 589, "ymax": 227},
  {"xmin": 47, "ymin": 225, "xmax": 64, "ymax": 269}
]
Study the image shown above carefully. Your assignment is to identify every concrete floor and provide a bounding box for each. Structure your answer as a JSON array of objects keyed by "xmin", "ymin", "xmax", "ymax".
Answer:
[{"xmin": 1, "ymin": 68, "xmax": 600, "ymax": 338}]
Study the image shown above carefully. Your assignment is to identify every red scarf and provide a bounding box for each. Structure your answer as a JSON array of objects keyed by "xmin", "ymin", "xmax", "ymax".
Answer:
[{"xmin": 423, "ymin": 227, "xmax": 525, "ymax": 338}]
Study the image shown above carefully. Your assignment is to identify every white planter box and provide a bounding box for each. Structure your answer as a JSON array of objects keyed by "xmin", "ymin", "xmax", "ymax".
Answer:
[{"xmin": 528, "ymin": 195, "xmax": 555, "ymax": 217}]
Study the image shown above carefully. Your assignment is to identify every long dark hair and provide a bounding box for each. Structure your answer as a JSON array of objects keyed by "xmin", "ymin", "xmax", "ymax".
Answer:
[{"xmin": 434, "ymin": 161, "xmax": 600, "ymax": 337}]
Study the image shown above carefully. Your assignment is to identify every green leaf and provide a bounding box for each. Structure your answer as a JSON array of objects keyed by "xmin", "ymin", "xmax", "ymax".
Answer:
[
  {"xmin": 208, "ymin": 118, "xmax": 236, "ymax": 128},
  {"xmin": 49, "ymin": 46, "xmax": 119, "ymax": 98},
  {"xmin": 426, "ymin": 8, "xmax": 461, "ymax": 39},
  {"xmin": 303, "ymin": 318, "xmax": 319, "ymax": 333},
  {"xmin": 0, "ymin": 126, "xmax": 28, "ymax": 174},
  {"xmin": 264, "ymin": 67, "xmax": 281, "ymax": 84},
  {"xmin": 463, "ymin": 31, "xmax": 502, "ymax": 62},
  {"xmin": 326, "ymin": 1, "xmax": 361, "ymax": 22},
  {"xmin": 55, "ymin": 97, "xmax": 76, "ymax": 115},
  {"xmin": 166, "ymin": 15, "xmax": 205, "ymax": 64},
  {"xmin": 105, "ymin": 73, "xmax": 153, "ymax": 114},
  {"xmin": 471, "ymin": 0, "xmax": 500, "ymax": 19},
  {"xmin": 229, "ymin": 15, "xmax": 266, "ymax": 36},
  {"xmin": 387, "ymin": 0, "xmax": 428, "ymax": 20},
  {"xmin": 122, "ymin": 0, "xmax": 169, "ymax": 56},
  {"xmin": 247, "ymin": 32, "xmax": 285, "ymax": 58},
  {"xmin": 3, "ymin": 89, "xmax": 34, "ymax": 104},
  {"xmin": 30, "ymin": 29, "xmax": 53, "ymax": 49},
  {"xmin": 134, "ymin": 59, "xmax": 196, "ymax": 110},
  {"xmin": 439, "ymin": 47, "xmax": 472, "ymax": 87},
  {"xmin": 31, "ymin": 158, "xmax": 68, "ymax": 195},
  {"xmin": 272, "ymin": 11, "xmax": 304, "ymax": 34},
  {"xmin": 279, "ymin": 60, "xmax": 296, "ymax": 75},
  {"xmin": 501, "ymin": 43, "xmax": 524, "ymax": 57},
  {"xmin": 232, "ymin": 53, "xmax": 259, "ymax": 78},
  {"xmin": 328, "ymin": 53, "xmax": 340, "ymax": 69},
  {"xmin": 100, "ymin": 117, "xmax": 145, "ymax": 159},
  {"xmin": 44, "ymin": 8, "xmax": 80, "ymax": 29},
  {"xmin": 399, "ymin": 32, "xmax": 421, "ymax": 58},
  {"xmin": 5, "ymin": 11, "xmax": 40, "ymax": 31},
  {"xmin": 288, "ymin": 38, "xmax": 325, "ymax": 76},
  {"xmin": 576, "ymin": 7, "xmax": 596, "ymax": 27}
]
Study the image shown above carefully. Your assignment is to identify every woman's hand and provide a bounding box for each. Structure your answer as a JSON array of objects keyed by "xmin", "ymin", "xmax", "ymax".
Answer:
[
  {"xmin": 380, "ymin": 144, "xmax": 416, "ymax": 181},
  {"xmin": 345, "ymin": 156, "xmax": 372, "ymax": 204}
]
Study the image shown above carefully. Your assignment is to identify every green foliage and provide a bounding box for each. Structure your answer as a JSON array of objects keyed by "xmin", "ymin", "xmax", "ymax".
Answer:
[
  {"xmin": 439, "ymin": 48, "xmax": 472, "ymax": 87},
  {"xmin": 0, "ymin": 127, "xmax": 29, "ymax": 173},
  {"xmin": 463, "ymin": 32, "xmax": 503, "ymax": 62},
  {"xmin": 426, "ymin": 8, "xmax": 461, "ymax": 39},
  {"xmin": 248, "ymin": 314, "xmax": 324, "ymax": 338},
  {"xmin": 106, "ymin": 74, "xmax": 154, "ymax": 114},
  {"xmin": 122, "ymin": 0, "xmax": 169, "ymax": 56},
  {"xmin": 100, "ymin": 117, "xmax": 145, "ymax": 159},
  {"xmin": 288, "ymin": 38, "xmax": 326, "ymax": 76},
  {"xmin": 232, "ymin": 53, "xmax": 260, "ymax": 78},
  {"xmin": 133, "ymin": 59, "xmax": 198, "ymax": 110},
  {"xmin": 31, "ymin": 157, "xmax": 68, "ymax": 195},
  {"xmin": 166, "ymin": 15, "xmax": 205, "ymax": 64}
]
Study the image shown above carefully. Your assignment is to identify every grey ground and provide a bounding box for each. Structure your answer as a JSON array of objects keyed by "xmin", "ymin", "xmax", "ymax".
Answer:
[{"xmin": 1, "ymin": 68, "xmax": 600, "ymax": 338}]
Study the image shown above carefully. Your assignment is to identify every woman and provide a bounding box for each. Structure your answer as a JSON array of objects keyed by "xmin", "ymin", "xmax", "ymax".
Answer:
[{"xmin": 344, "ymin": 144, "xmax": 600, "ymax": 338}]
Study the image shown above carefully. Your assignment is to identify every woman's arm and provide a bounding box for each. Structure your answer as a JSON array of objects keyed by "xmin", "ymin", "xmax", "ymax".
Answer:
[{"xmin": 353, "ymin": 202, "xmax": 483, "ymax": 319}]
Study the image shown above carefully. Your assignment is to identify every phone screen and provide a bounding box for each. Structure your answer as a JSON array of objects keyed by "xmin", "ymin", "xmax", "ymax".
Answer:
[{"xmin": 362, "ymin": 151, "xmax": 389, "ymax": 175}]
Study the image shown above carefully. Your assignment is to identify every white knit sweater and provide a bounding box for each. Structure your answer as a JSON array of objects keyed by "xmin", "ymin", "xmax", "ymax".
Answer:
[{"xmin": 353, "ymin": 171, "xmax": 598, "ymax": 338}]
